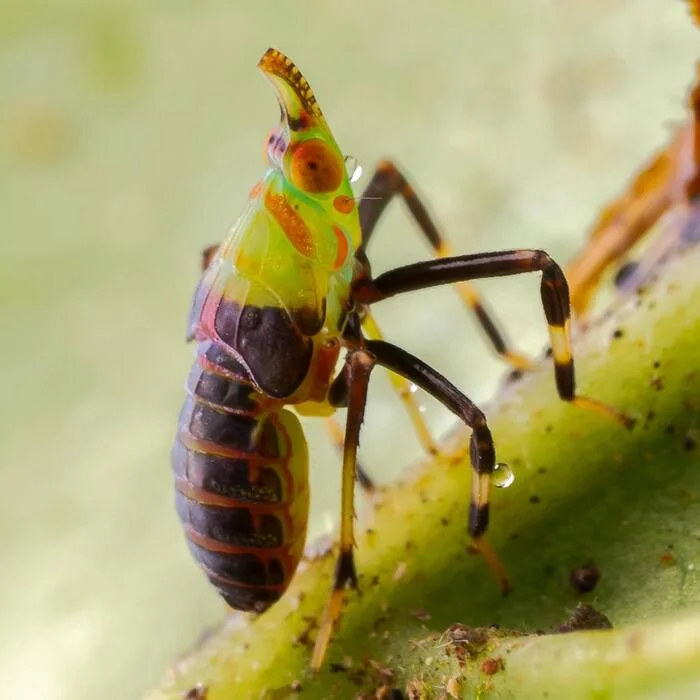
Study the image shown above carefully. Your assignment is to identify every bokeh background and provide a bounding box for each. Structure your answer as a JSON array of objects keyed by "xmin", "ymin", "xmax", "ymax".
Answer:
[{"xmin": 1, "ymin": 1, "xmax": 696, "ymax": 698}]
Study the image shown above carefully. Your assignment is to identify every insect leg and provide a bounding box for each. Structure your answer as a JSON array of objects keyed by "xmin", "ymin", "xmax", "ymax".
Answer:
[
  {"xmin": 354, "ymin": 249, "xmax": 634, "ymax": 429},
  {"xmin": 690, "ymin": 0, "xmax": 700, "ymax": 26},
  {"xmin": 366, "ymin": 339, "xmax": 510, "ymax": 591},
  {"xmin": 612, "ymin": 66, "xmax": 700, "ymax": 297},
  {"xmin": 565, "ymin": 148, "xmax": 674, "ymax": 315},
  {"xmin": 358, "ymin": 160, "xmax": 532, "ymax": 370},
  {"xmin": 686, "ymin": 60, "xmax": 700, "ymax": 199},
  {"xmin": 311, "ymin": 350, "xmax": 375, "ymax": 671},
  {"xmin": 566, "ymin": 24, "xmax": 700, "ymax": 315},
  {"xmin": 325, "ymin": 306, "xmax": 440, "ymax": 490},
  {"xmin": 324, "ymin": 416, "xmax": 376, "ymax": 494},
  {"xmin": 361, "ymin": 310, "xmax": 439, "ymax": 456}
]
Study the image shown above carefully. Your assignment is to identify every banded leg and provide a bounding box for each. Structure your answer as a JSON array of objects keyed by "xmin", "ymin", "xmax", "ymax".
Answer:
[
  {"xmin": 367, "ymin": 339, "xmax": 510, "ymax": 591},
  {"xmin": 354, "ymin": 249, "xmax": 634, "ymax": 429},
  {"xmin": 359, "ymin": 160, "xmax": 533, "ymax": 370},
  {"xmin": 311, "ymin": 351, "xmax": 375, "ymax": 671}
]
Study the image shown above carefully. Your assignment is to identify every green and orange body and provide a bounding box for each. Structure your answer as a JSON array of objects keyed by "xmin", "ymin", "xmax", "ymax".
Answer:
[{"xmin": 173, "ymin": 49, "xmax": 363, "ymax": 612}]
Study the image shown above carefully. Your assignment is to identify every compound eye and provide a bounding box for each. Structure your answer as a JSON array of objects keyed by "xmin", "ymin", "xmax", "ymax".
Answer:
[{"xmin": 289, "ymin": 139, "xmax": 343, "ymax": 193}]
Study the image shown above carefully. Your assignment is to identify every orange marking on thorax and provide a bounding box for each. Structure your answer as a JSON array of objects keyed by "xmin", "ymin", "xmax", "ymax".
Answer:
[
  {"xmin": 332, "ymin": 226, "xmax": 348, "ymax": 270},
  {"xmin": 265, "ymin": 191, "xmax": 315, "ymax": 257},
  {"xmin": 333, "ymin": 195, "xmax": 355, "ymax": 214}
]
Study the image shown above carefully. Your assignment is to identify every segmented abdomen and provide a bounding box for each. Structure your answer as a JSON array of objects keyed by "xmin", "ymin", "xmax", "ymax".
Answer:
[{"xmin": 172, "ymin": 340, "xmax": 309, "ymax": 612}]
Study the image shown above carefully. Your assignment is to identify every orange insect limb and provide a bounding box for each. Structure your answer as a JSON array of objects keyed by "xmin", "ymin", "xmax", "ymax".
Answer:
[{"xmin": 566, "ymin": 0, "xmax": 700, "ymax": 315}]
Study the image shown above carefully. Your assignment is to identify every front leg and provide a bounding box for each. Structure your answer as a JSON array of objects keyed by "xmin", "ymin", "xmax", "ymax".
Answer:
[
  {"xmin": 354, "ymin": 249, "xmax": 635, "ymax": 430},
  {"xmin": 311, "ymin": 351, "xmax": 375, "ymax": 671}
]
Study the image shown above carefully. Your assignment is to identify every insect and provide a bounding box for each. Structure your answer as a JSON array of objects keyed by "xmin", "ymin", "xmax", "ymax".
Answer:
[
  {"xmin": 566, "ymin": 0, "xmax": 700, "ymax": 315},
  {"xmin": 172, "ymin": 48, "xmax": 633, "ymax": 671}
]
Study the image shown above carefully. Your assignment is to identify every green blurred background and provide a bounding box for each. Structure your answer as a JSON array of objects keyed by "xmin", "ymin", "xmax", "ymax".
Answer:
[{"xmin": 1, "ymin": 1, "xmax": 696, "ymax": 698}]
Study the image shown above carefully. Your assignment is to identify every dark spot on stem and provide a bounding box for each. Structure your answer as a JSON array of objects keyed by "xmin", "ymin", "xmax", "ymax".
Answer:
[
  {"xmin": 480, "ymin": 657, "xmax": 505, "ymax": 675},
  {"xmin": 570, "ymin": 562, "xmax": 600, "ymax": 594},
  {"xmin": 650, "ymin": 376, "xmax": 664, "ymax": 391}
]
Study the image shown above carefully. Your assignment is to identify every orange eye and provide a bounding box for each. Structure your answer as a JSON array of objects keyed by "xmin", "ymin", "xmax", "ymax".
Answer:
[{"xmin": 289, "ymin": 139, "xmax": 343, "ymax": 193}]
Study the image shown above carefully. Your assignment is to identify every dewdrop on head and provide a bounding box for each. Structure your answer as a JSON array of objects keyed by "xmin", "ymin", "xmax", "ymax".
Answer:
[{"xmin": 344, "ymin": 154, "xmax": 363, "ymax": 183}]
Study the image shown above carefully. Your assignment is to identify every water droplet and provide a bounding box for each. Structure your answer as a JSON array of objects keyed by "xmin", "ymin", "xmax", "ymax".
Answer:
[
  {"xmin": 492, "ymin": 462, "xmax": 514, "ymax": 488},
  {"xmin": 344, "ymin": 155, "xmax": 363, "ymax": 183}
]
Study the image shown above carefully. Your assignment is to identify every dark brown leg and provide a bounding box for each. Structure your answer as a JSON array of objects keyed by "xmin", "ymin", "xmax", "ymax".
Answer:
[
  {"xmin": 311, "ymin": 351, "xmax": 374, "ymax": 671},
  {"xmin": 358, "ymin": 160, "xmax": 532, "ymax": 370},
  {"xmin": 354, "ymin": 249, "xmax": 634, "ymax": 429},
  {"xmin": 366, "ymin": 339, "xmax": 509, "ymax": 590}
]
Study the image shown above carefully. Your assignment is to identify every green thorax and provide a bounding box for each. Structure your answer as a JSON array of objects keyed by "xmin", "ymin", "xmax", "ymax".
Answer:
[{"xmin": 216, "ymin": 163, "xmax": 360, "ymax": 338}]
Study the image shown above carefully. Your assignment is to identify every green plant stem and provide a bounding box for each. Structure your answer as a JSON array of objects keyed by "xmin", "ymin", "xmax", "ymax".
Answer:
[{"xmin": 392, "ymin": 608, "xmax": 700, "ymax": 699}]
